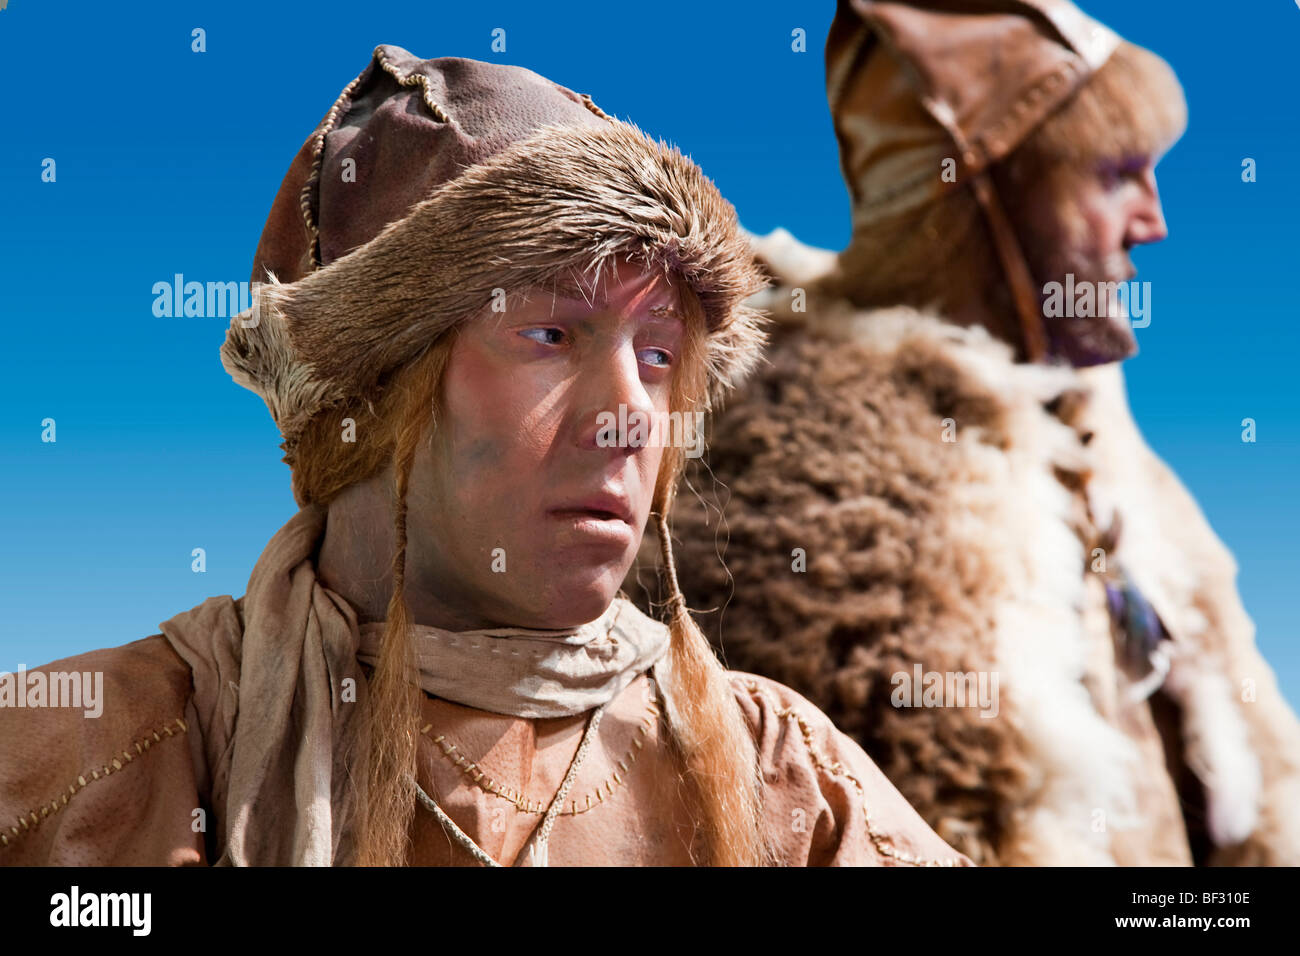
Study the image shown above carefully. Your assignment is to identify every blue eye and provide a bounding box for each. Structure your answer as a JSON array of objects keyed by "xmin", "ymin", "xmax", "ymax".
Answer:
[
  {"xmin": 520, "ymin": 327, "xmax": 566, "ymax": 346},
  {"xmin": 639, "ymin": 347, "xmax": 673, "ymax": 368}
]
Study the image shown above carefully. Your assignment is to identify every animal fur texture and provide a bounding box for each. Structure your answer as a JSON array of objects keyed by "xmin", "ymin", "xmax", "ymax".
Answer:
[
  {"xmin": 632, "ymin": 228, "xmax": 1300, "ymax": 866},
  {"xmin": 220, "ymin": 120, "xmax": 768, "ymax": 470}
]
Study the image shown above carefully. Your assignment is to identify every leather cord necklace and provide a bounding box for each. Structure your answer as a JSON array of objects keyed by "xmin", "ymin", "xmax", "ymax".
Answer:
[{"xmin": 409, "ymin": 702, "xmax": 607, "ymax": 867}]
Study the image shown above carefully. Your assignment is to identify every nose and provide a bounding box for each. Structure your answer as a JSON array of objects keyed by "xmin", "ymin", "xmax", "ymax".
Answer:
[
  {"xmin": 573, "ymin": 339, "xmax": 657, "ymax": 455},
  {"xmin": 1125, "ymin": 169, "xmax": 1168, "ymax": 248}
]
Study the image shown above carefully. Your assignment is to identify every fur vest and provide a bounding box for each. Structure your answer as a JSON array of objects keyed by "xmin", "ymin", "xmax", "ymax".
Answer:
[{"xmin": 646, "ymin": 230, "xmax": 1300, "ymax": 865}]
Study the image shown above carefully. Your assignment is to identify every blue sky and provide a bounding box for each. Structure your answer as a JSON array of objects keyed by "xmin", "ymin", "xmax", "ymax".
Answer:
[{"xmin": 1, "ymin": 1, "xmax": 1296, "ymax": 710}]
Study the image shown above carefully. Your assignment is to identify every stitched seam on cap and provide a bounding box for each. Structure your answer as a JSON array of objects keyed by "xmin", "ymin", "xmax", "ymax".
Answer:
[
  {"xmin": 374, "ymin": 45, "xmax": 452, "ymax": 125},
  {"xmin": 300, "ymin": 55, "xmax": 374, "ymax": 271},
  {"xmin": 578, "ymin": 92, "xmax": 614, "ymax": 124}
]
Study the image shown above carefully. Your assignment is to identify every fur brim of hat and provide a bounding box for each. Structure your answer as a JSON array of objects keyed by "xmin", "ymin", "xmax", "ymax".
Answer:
[{"xmin": 221, "ymin": 120, "xmax": 768, "ymax": 463}]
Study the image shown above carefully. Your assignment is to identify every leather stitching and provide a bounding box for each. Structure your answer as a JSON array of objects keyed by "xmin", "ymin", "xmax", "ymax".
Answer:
[
  {"xmin": 374, "ymin": 45, "xmax": 452, "ymax": 124},
  {"xmin": 299, "ymin": 66, "xmax": 369, "ymax": 272},
  {"xmin": 0, "ymin": 717, "xmax": 188, "ymax": 851},
  {"xmin": 419, "ymin": 691, "xmax": 660, "ymax": 816},
  {"xmin": 740, "ymin": 680, "xmax": 965, "ymax": 867},
  {"xmin": 578, "ymin": 92, "xmax": 613, "ymax": 123}
]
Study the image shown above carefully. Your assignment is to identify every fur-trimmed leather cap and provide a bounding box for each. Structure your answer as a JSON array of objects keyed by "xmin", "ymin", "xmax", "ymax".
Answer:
[
  {"xmin": 826, "ymin": 0, "xmax": 1122, "ymax": 220},
  {"xmin": 823, "ymin": 0, "xmax": 1182, "ymax": 361},
  {"xmin": 223, "ymin": 45, "xmax": 766, "ymax": 467}
]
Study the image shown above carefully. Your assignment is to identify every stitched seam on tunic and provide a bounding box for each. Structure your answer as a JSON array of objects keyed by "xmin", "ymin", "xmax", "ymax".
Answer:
[
  {"xmin": 740, "ymin": 680, "xmax": 964, "ymax": 867},
  {"xmin": 419, "ymin": 694, "xmax": 660, "ymax": 816},
  {"xmin": 0, "ymin": 717, "xmax": 188, "ymax": 851}
]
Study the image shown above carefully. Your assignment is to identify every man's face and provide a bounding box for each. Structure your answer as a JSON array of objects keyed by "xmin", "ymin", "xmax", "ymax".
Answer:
[
  {"xmin": 404, "ymin": 256, "xmax": 686, "ymax": 630},
  {"xmin": 1009, "ymin": 154, "xmax": 1169, "ymax": 366}
]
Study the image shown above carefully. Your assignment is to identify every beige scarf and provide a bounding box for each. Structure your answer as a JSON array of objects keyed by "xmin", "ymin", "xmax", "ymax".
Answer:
[{"xmin": 158, "ymin": 504, "xmax": 668, "ymax": 866}]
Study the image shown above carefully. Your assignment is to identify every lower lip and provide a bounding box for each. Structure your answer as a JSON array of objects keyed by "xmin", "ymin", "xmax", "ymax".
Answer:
[{"xmin": 548, "ymin": 511, "xmax": 635, "ymax": 546}]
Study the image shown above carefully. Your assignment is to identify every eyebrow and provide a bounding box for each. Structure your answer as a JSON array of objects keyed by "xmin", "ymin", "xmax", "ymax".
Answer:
[
  {"xmin": 546, "ymin": 291, "xmax": 681, "ymax": 319},
  {"xmin": 548, "ymin": 273, "xmax": 605, "ymax": 305},
  {"xmin": 1099, "ymin": 154, "xmax": 1150, "ymax": 175},
  {"xmin": 547, "ymin": 270, "xmax": 681, "ymax": 314}
]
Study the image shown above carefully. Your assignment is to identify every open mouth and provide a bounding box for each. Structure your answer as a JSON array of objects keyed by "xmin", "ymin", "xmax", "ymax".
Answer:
[
  {"xmin": 547, "ymin": 491, "xmax": 634, "ymax": 526},
  {"xmin": 547, "ymin": 504, "xmax": 635, "ymax": 546},
  {"xmin": 550, "ymin": 508, "xmax": 627, "ymax": 524}
]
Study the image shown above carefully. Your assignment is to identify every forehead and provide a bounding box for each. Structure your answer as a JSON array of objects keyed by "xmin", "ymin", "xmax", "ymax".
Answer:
[{"xmin": 547, "ymin": 258, "xmax": 681, "ymax": 312}]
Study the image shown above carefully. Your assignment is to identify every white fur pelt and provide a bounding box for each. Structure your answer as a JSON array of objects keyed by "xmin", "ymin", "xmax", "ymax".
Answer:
[{"xmin": 643, "ymin": 228, "xmax": 1300, "ymax": 866}]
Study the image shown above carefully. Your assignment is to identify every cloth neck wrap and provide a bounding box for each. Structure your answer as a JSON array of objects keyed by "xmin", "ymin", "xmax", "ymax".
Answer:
[
  {"xmin": 158, "ymin": 503, "xmax": 668, "ymax": 866},
  {"xmin": 357, "ymin": 596, "xmax": 665, "ymax": 720}
]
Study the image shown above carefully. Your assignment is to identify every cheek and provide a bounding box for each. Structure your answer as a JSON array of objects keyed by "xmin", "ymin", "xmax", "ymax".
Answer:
[
  {"xmin": 636, "ymin": 446, "xmax": 666, "ymax": 510},
  {"xmin": 440, "ymin": 342, "xmax": 559, "ymax": 497},
  {"xmin": 631, "ymin": 391, "xmax": 676, "ymax": 513},
  {"xmin": 1078, "ymin": 193, "xmax": 1129, "ymax": 257}
]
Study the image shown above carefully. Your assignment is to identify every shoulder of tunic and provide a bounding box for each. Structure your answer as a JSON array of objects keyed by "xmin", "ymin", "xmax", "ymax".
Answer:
[
  {"xmin": 730, "ymin": 671, "xmax": 975, "ymax": 867},
  {"xmin": 0, "ymin": 635, "xmax": 206, "ymax": 865}
]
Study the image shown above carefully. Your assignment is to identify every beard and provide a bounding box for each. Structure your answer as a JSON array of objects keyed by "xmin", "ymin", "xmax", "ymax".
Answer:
[{"xmin": 1028, "ymin": 228, "xmax": 1140, "ymax": 368}]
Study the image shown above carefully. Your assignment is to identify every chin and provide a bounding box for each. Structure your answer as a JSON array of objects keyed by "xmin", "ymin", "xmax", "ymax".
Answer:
[
  {"xmin": 516, "ymin": 565, "xmax": 627, "ymax": 629},
  {"xmin": 1050, "ymin": 315, "xmax": 1138, "ymax": 368}
]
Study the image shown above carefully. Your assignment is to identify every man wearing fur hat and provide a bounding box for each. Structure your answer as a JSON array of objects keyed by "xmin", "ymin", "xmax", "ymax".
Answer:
[
  {"xmin": 653, "ymin": 0, "xmax": 1300, "ymax": 865},
  {"xmin": 0, "ymin": 46, "xmax": 970, "ymax": 867}
]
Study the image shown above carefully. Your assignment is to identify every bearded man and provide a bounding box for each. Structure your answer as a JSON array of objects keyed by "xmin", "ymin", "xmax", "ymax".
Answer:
[
  {"xmin": 650, "ymin": 0, "xmax": 1300, "ymax": 866},
  {"xmin": 0, "ymin": 46, "xmax": 971, "ymax": 868}
]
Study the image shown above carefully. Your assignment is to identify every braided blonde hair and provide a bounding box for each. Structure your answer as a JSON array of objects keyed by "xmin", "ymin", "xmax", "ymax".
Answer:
[{"xmin": 291, "ymin": 278, "xmax": 767, "ymax": 866}]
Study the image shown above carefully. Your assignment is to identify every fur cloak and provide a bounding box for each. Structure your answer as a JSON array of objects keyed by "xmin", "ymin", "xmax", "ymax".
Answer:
[{"xmin": 633, "ymin": 229, "xmax": 1300, "ymax": 866}]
